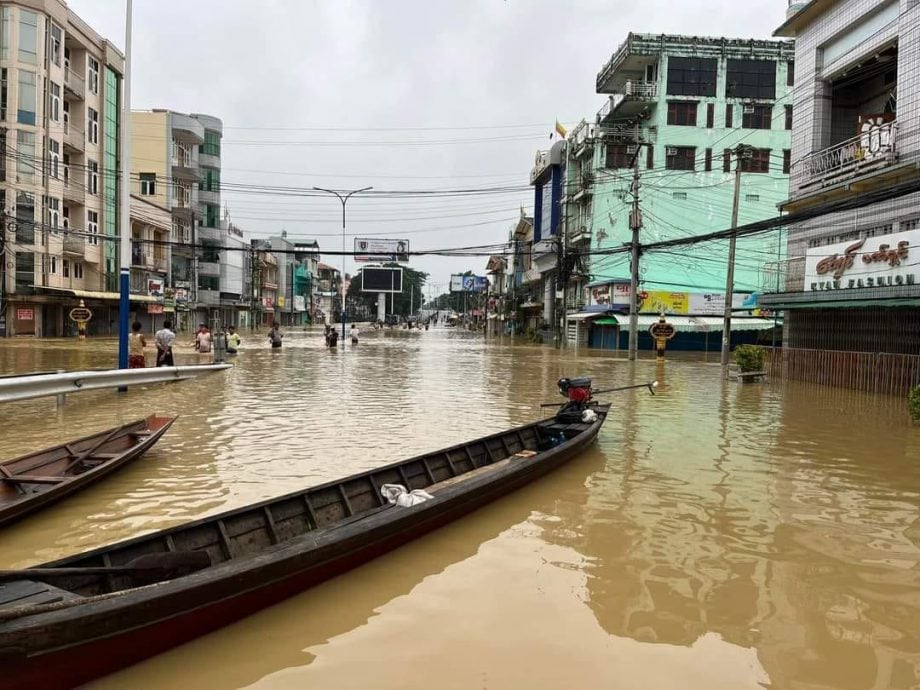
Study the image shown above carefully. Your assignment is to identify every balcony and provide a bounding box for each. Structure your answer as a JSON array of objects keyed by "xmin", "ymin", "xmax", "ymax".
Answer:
[
  {"xmin": 199, "ymin": 261, "xmax": 221, "ymax": 277},
  {"xmin": 796, "ymin": 121, "xmax": 898, "ymax": 193},
  {"xmin": 63, "ymin": 121, "xmax": 84, "ymax": 153},
  {"xmin": 198, "ymin": 289, "xmax": 220, "ymax": 306},
  {"xmin": 63, "ymin": 179, "xmax": 85, "ymax": 206},
  {"xmin": 63, "ymin": 235, "xmax": 85, "ymax": 255},
  {"xmin": 64, "ymin": 67, "xmax": 85, "ymax": 100},
  {"xmin": 597, "ymin": 81, "xmax": 658, "ymax": 124},
  {"xmin": 171, "ymin": 160, "xmax": 201, "ymax": 182},
  {"xmin": 198, "ymin": 225, "xmax": 221, "ymax": 242},
  {"xmin": 261, "ymin": 280, "xmax": 278, "ymax": 290}
]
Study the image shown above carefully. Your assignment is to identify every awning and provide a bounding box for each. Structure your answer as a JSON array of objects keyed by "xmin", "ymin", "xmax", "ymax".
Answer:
[
  {"xmin": 692, "ymin": 316, "xmax": 780, "ymax": 332},
  {"xmin": 565, "ymin": 312, "xmax": 601, "ymax": 322},
  {"xmin": 594, "ymin": 317, "xmax": 619, "ymax": 325},
  {"xmin": 33, "ymin": 286, "xmax": 161, "ymax": 303},
  {"xmin": 763, "ymin": 297, "xmax": 920, "ymax": 310}
]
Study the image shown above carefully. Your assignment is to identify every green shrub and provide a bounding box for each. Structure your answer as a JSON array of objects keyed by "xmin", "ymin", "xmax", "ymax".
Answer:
[
  {"xmin": 734, "ymin": 344, "xmax": 766, "ymax": 373},
  {"xmin": 909, "ymin": 386, "xmax": 920, "ymax": 422}
]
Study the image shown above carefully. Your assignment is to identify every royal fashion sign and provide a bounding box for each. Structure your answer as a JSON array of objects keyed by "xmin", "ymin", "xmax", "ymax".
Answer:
[{"xmin": 804, "ymin": 229, "xmax": 919, "ymax": 291}]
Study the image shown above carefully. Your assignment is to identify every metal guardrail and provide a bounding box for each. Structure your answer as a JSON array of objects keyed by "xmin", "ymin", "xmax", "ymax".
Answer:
[
  {"xmin": 0, "ymin": 364, "xmax": 232, "ymax": 405},
  {"xmin": 798, "ymin": 121, "xmax": 898, "ymax": 190}
]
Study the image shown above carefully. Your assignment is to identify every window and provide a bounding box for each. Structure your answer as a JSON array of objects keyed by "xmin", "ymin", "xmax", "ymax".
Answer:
[
  {"xmin": 139, "ymin": 172, "xmax": 156, "ymax": 195},
  {"xmin": 49, "ymin": 139, "xmax": 60, "ymax": 179},
  {"xmin": 704, "ymin": 148, "xmax": 712, "ymax": 172},
  {"xmin": 706, "ymin": 103, "xmax": 714, "ymax": 129},
  {"xmin": 787, "ymin": 61, "xmax": 795, "ymax": 86},
  {"xmin": 48, "ymin": 255, "xmax": 57, "ymax": 275},
  {"xmin": 667, "ymin": 101, "xmax": 698, "ymax": 126},
  {"xmin": 0, "ymin": 7, "xmax": 9, "ymax": 61},
  {"xmin": 783, "ymin": 149, "xmax": 791, "ymax": 175},
  {"xmin": 51, "ymin": 24, "xmax": 62, "ymax": 66},
  {"xmin": 199, "ymin": 168, "xmax": 220, "ymax": 192},
  {"xmin": 723, "ymin": 149, "xmax": 732, "ymax": 173},
  {"xmin": 740, "ymin": 148, "xmax": 771, "ymax": 173},
  {"xmin": 15, "ymin": 252, "xmax": 34, "ymax": 293},
  {"xmin": 18, "ymin": 70, "xmax": 36, "ymax": 125},
  {"xmin": 203, "ymin": 203, "xmax": 219, "ymax": 228},
  {"xmin": 48, "ymin": 197, "xmax": 59, "ymax": 229},
  {"xmin": 785, "ymin": 105, "xmax": 793, "ymax": 131},
  {"xmin": 87, "ymin": 159, "xmax": 98, "ymax": 195},
  {"xmin": 672, "ymin": 191, "xmax": 687, "ymax": 200},
  {"xmin": 62, "ymin": 206, "xmax": 70, "ymax": 229},
  {"xmin": 87, "ymin": 57, "xmax": 99, "ymax": 94},
  {"xmin": 646, "ymin": 144, "xmax": 654, "ymax": 170},
  {"xmin": 201, "ymin": 130, "xmax": 220, "ymax": 156},
  {"xmin": 741, "ymin": 105, "xmax": 772, "ymax": 130},
  {"xmin": 62, "ymin": 152, "xmax": 70, "ymax": 184},
  {"xmin": 726, "ymin": 59, "xmax": 776, "ymax": 99},
  {"xmin": 87, "ymin": 210, "xmax": 99, "ymax": 245},
  {"xmin": 665, "ymin": 146, "xmax": 696, "ymax": 171},
  {"xmin": 666, "ymin": 57, "xmax": 716, "ymax": 97},
  {"xmin": 49, "ymin": 82, "xmax": 61, "ymax": 122},
  {"xmin": 18, "ymin": 10, "xmax": 38, "ymax": 65},
  {"xmin": 0, "ymin": 129, "xmax": 5, "ymax": 182},
  {"xmin": 604, "ymin": 144, "xmax": 633, "ymax": 169},
  {"xmin": 725, "ymin": 104, "xmax": 733, "ymax": 128},
  {"xmin": 15, "ymin": 191, "xmax": 35, "ymax": 244},
  {"xmin": 63, "ymin": 259, "xmax": 70, "ymax": 278},
  {"xmin": 74, "ymin": 262, "xmax": 84, "ymax": 279},
  {"xmin": 17, "ymin": 131, "xmax": 35, "ymax": 182},
  {"xmin": 1, "ymin": 68, "xmax": 7, "ymax": 121},
  {"xmin": 87, "ymin": 108, "xmax": 99, "ymax": 144},
  {"xmin": 745, "ymin": 194, "xmax": 760, "ymax": 202}
]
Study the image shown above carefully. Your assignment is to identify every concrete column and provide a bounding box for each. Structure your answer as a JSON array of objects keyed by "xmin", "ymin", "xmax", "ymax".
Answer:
[
  {"xmin": 543, "ymin": 277, "xmax": 554, "ymax": 324},
  {"xmin": 377, "ymin": 292, "xmax": 386, "ymax": 322}
]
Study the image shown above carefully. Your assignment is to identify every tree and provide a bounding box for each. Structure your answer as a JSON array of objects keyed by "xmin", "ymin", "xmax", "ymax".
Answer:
[{"xmin": 346, "ymin": 264, "xmax": 429, "ymax": 318}]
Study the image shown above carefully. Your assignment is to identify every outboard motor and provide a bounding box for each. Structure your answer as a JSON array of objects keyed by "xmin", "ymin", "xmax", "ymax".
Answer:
[{"xmin": 557, "ymin": 377, "xmax": 593, "ymax": 405}]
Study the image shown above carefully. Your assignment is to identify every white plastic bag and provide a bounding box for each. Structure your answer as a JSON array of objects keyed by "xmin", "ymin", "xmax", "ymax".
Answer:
[
  {"xmin": 581, "ymin": 409, "xmax": 598, "ymax": 423},
  {"xmin": 380, "ymin": 483, "xmax": 434, "ymax": 507}
]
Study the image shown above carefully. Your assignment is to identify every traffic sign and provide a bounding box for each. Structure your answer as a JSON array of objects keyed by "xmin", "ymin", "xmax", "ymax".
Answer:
[
  {"xmin": 69, "ymin": 306, "xmax": 93, "ymax": 322},
  {"xmin": 649, "ymin": 320, "xmax": 675, "ymax": 339}
]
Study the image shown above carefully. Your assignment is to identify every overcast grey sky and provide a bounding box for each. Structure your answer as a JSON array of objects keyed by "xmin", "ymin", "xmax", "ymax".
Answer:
[{"xmin": 70, "ymin": 0, "xmax": 788, "ymax": 296}]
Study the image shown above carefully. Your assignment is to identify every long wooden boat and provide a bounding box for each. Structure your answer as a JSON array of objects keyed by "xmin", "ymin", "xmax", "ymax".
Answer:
[
  {"xmin": 0, "ymin": 405, "xmax": 608, "ymax": 688},
  {"xmin": 0, "ymin": 415, "xmax": 176, "ymax": 527}
]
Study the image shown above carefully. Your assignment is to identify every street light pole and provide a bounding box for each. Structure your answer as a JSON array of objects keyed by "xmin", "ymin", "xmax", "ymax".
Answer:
[{"xmin": 313, "ymin": 186, "xmax": 372, "ymax": 344}]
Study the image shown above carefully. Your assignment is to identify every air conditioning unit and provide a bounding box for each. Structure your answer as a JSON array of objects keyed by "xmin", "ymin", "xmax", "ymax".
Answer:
[
  {"xmin": 743, "ymin": 105, "xmax": 755, "ymax": 114},
  {"xmin": 666, "ymin": 147, "xmax": 678, "ymax": 156}
]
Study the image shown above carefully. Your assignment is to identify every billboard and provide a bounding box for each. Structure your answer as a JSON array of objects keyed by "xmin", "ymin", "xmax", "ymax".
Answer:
[
  {"xmin": 354, "ymin": 238, "xmax": 409, "ymax": 263},
  {"xmin": 803, "ymin": 228, "xmax": 918, "ymax": 292},
  {"xmin": 450, "ymin": 275, "xmax": 489, "ymax": 292},
  {"xmin": 361, "ymin": 267, "xmax": 403, "ymax": 293}
]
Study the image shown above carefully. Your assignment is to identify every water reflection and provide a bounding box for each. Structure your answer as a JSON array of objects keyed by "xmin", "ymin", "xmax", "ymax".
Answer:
[{"xmin": 0, "ymin": 331, "xmax": 919, "ymax": 688}]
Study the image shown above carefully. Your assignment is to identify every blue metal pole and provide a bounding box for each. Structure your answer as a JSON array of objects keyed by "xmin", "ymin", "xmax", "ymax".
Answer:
[{"xmin": 118, "ymin": 269, "xmax": 129, "ymax": 368}]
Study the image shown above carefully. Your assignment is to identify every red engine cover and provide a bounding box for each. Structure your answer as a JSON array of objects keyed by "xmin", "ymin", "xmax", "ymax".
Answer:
[{"xmin": 567, "ymin": 387, "xmax": 591, "ymax": 403}]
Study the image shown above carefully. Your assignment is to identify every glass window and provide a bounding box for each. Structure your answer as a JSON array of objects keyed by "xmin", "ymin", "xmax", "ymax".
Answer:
[
  {"xmin": 15, "ymin": 190, "xmax": 35, "ymax": 244},
  {"xmin": 785, "ymin": 105, "xmax": 793, "ymax": 130},
  {"xmin": 87, "ymin": 159, "xmax": 98, "ymax": 194},
  {"xmin": 666, "ymin": 57, "xmax": 716, "ymax": 97},
  {"xmin": 665, "ymin": 146, "xmax": 696, "ymax": 171},
  {"xmin": 0, "ymin": 68, "xmax": 7, "ymax": 121},
  {"xmin": 741, "ymin": 105, "xmax": 772, "ymax": 130},
  {"xmin": 723, "ymin": 149, "xmax": 732, "ymax": 173},
  {"xmin": 51, "ymin": 25, "xmax": 62, "ymax": 66},
  {"xmin": 18, "ymin": 10, "xmax": 38, "ymax": 65},
  {"xmin": 87, "ymin": 57, "xmax": 99, "ymax": 94},
  {"xmin": 201, "ymin": 130, "xmax": 220, "ymax": 156},
  {"xmin": 0, "ymin": 129, "xmax": 5, "ymax": 182},
  {"xmin": 667, "ymin": 101, "xmax": 698, "ymax": 126},
  {"xmin": 63, "ymin": 259, "xmax": 70, "ymax": 278},
  {"xmin": 48, "ymin": 197, "xmax": 59, "ymax": 229},
  {"xmin": 18, "ymin": 70, "xmax": 36, "ymax": 125},
  {"xmin": 725, "ymin": 104, "xmax": 732, "ymax": 128},
  {"xmin": 199, "ymin": 168, "xmax": 220, "ymax": 192},
  {"xmin": 203, "ymin": 203, "xmax": 219, "ymax": 227},
  {"xmin": 49, "ymin": 82, "xmax": 61, "ymax": 122},
  {"xmin": 17, "ymin": 130, "xmax": 35, "ymax": 182},
  {"xmin": 15, "ymin": 251, "xmax": 35, "ymax": 293},
  {"xmin": 140, "ymin": 172, "xmax": 156, "ymax": 195},
  {"xmin": 704, "ymin": 148, "xmax": 712, "ymax": 172},
  {"xmin": 0, "ymin": 7, "xmax": 10, "ymax": 61},
  {"xmin": 604, "ymin": 144, "xmax": 634, "ymax": 169},
  {"xmin": 87, "ymin": 210, "xmax": 99, "ymax": 245},
  {"xmin": 646, "ymin": 144, "xmax": 654, "ymax": 170},
  {"xmin": 87, "ymin": 108, "xmax": 99, "ymax": 144},
  {"xmin": 726, "ymin": 59, "xmax": 776, "ymax": 99},
  {"xmin": 787, "ymin": 61, "xmax": 795, "ymax": 87},
  {"xmin": 49, "ymin": 138, "xmax": 60, "ymax": 179},
  {"xmin": 783, "ymin": 149, "xmax": 791, "ymax": 174},
  {"xmin": 706, "ymin": 103, "xmax": 714, "ymax": 129},
  {"xmin": 740, "ymin": 148, "xmax": 771, "ymax": 173},
  {"xmin": 74, "ymin": 262, "xmax": 83, "ymax": 279},
  {"xmin": 49, "ymin": 255, "xmax": 57, "ymax": 274}
]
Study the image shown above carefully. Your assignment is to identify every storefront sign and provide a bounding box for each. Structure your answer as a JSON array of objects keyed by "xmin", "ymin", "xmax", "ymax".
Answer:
[
  {"xmin": 263, "ymin": 297, "xmax": 274, "ymax": 309},
  {"xmin": 16, "ymin": 308, "xmax": 34, "ymax": 321},
  {"xmin": 147, "ymin": 304, "xmax": 165, "ymax": 315},
  {"xmin": 805, "ymin": 229, "xmax": 919, "ymax": 291},
  {"xmin": 294, "ymin": 295, "xmax": 306, "ymax": 311},
  {"xmin": 639, "ymin": 291, "xmax": 689, "ymax": 315},
  {"xmin": 147, "ymin": 278, "xmax": 164, "ymax": 297}
]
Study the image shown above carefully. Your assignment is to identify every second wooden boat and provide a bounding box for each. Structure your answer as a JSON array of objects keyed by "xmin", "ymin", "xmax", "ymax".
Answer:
[
  {"xmin": 0, "ymin": 415, "xmax": 176, "ymax": 527},
  {"xmin": 0, "ymin": 404, "xmax": 608, "ymax": 688}
]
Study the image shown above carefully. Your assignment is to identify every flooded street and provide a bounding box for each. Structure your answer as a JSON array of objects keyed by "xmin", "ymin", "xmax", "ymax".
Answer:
[{"xmin": 1, "ymin": 328, "xmax": 920, "ymax": 689}]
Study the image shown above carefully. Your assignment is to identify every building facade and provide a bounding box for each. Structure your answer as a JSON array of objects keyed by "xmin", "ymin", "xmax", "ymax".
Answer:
[
  {"xmin": 130, "ymin": 109, "xmax": 222, "ymax": 332},
  {"xmin": 764, "ymin": 0, "xmax": 920, "ymax": 370},
  {"xmin": 128, "ymin": 194, "xmax": 169, "ymax": 332},
  {"xmin": 1, "ymin": 0, "xmax": 124, "ymax": 336}
]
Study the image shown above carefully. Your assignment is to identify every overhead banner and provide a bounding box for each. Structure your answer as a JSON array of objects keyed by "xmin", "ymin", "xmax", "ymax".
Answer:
[
  {"xmin": 354, "ymin": 238, "xmax": 409, "ymax": 263},
  {"xmin": 804, "ymin": 229, "xmax": 918, "ymax": 291}
]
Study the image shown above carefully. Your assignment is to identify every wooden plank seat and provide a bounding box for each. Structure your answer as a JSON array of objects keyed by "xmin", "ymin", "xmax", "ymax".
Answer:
[
  {"xmin": 427, "ymin": 451, "xmax": 537, "ymax": 494},
  {"xmin": 0, "ymin": 581, "xmax": 80, "ymax": 608},
  {"xmin": 2, "ymin": 475, "xmax": 69, "ymax": 485}
]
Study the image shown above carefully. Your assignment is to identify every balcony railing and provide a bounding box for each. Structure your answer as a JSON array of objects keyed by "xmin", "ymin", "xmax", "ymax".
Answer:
[
  {"xmin": 63, "ymin": 179, "xmax": 85, "ymax": 205},
  {"xmin": 597, "ymin": 81, "xmax": 658, "ymax": 123},
  {"xmin": 63, "ymin": 235, "xmax": 85, "ymax": 255},
  {"xmin": 64, "ymin": 67, "xmax": 85, "ymax": 99},
  {"xmin": 798, "ymin": 120, "xmax": 898, "ymax": 191},
  {"xmin": 761, "ymin": 256, "xmax": 805, "ymax": 293},
  {"xmin": 63, "ymin": 121, "xmax": 84, "ymax": 151}
]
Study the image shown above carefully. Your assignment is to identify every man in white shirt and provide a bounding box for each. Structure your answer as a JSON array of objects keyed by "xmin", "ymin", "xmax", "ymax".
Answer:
[{"xmin": 155, "ymin": 320, "xmax": 176, "ymax": 367}]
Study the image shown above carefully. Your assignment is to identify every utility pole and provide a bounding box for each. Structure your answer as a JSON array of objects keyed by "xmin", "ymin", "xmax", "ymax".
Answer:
[
  {"xmin": 720, "ymin": 145, "xmax": 750, "ymax": 369},
  {"xmin": 117, "ymin": 0, "xmax": 133, "ymax": 371},
  {"xmin": 627, "ymin": 143, "xmax": 642, "ymax": 362}
]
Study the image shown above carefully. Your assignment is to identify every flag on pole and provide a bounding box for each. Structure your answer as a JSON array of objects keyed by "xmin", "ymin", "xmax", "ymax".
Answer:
[{"xmin": 555, "ymin": 119, "xmax": 567, "ymax": 139}]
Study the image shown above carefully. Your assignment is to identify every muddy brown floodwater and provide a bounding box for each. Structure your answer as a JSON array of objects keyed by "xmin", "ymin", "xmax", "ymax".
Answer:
[{"xmin": 1, "ymin": 327, "xmax": 920, "ymax": 689}]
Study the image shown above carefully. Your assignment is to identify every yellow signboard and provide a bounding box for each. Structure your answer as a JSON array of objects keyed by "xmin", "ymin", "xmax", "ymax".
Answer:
[
  {"xmin": 277, "ymin": 296, "xmax": 286, "ymax": 308},
  {"xmin": 639, "ymin": 291, "xmax": 689, "ymax": 315}
]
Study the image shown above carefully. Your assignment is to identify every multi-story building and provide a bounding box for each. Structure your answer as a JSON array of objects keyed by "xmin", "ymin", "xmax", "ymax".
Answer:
[
  {"xmin": 763, "ymin": 0, "xmax": 920, "ymax": 383},
  {"xmin": 250, "ymin": 239, "xmax": 278, "ymax": 327},
  {"xmin": 314, "ymin": 262, "xmax": 341, "ymax": 324},
  {"xmin": 220, "ymin": 218, "xmax": 250, "ymax": 330},
  {"xmin": 128, "ymin": 194, "xmax": 169, "ymax": 332},
  {"xmin": 267, "ymin": 232, "xmax": 313, "ymax": 327},
  {"xmin": 1, "ymin": 0, "xmax": 124, "ymax": 336},
  {"xmin": 575, "ymin": 33, "xmax": 794, "ymax": 350},
  {"xmin": 130, "ymin": 109, "xmax": 222, "ymax": 332}
]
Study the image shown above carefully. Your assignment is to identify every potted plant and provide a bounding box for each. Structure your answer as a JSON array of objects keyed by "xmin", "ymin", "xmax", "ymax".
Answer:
[
  {"xmin": 733, "ymin": 345, "xmax": 766, "ymax": 383},
  {"xmin": 909, "ymin": 385, "xmax": 920, "ymax": 425}
]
